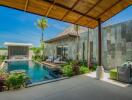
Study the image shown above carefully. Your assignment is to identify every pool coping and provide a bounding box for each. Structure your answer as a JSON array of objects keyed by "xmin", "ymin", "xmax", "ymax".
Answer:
[{"xmin": 27, "ymin": 77, "xmax": 69, "ymax": 87}]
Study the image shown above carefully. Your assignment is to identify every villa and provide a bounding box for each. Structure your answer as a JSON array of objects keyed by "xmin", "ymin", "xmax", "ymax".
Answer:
[
  {"xmin": 0, "ymin": 0, "xmax": 132, "ymax": 100},
  {"xmin": 45, "ymin": 20, "xmax": 132, "ymax": 69},
  {"xmin": 4, "ymin": 42, "xmax": 33, "ymax": 59}
]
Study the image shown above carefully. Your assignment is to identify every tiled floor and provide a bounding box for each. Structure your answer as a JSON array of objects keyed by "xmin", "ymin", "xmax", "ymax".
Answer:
[{"xmin": 85, "ymin": 71, "xmax": 130, "ymax": 87}]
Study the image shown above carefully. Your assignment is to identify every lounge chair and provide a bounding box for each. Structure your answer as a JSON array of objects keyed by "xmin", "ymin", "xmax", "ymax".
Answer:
[
  {"xmin": 110, "ymin": 61, "xmax": 132, "ymax": 83},
  {"xmin": 118, "ymin": 61, "xmax": 132, "ymax": 83},
  {"xmin": 53, "ymin": 57, "xmax": 61, "ymax": 63},
  {"xmin": 46, "ymin": 56, "xmax": 54, "ymax": 62},
  {"xmin": 54, "ymin": 57, "xmax": 66, "ymax": 64}
]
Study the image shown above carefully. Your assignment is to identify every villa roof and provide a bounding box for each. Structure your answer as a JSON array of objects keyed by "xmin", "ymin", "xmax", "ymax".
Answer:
[
  {"xmin": 0, "ymin": 0, "xmax": 131, "ymax": 28},
  {"xmin": 45, "ymin": 25, "xmax": 87, "ymax": 43},
  {"xmin": 45, "ymin": 33, "xmax": 77, "ymax": 43},
  {"xmin": 4, "ymin": 42, "xmax": 33, "ymax": 47}
]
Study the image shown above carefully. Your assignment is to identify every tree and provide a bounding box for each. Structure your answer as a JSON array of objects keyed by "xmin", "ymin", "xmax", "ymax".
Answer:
[
  {"xmin": 74, "ymin": 25, "xmax": 80, "ymax": 61},
  {"xmin": 36, "ymin": 17, "xmax": 48, "ymax": 60}
]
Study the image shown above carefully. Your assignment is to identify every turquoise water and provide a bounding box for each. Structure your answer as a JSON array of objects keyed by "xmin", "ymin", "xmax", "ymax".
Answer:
[{"xmin": 7, "ymin": 61, "xmax": 60, "ymax": 84}]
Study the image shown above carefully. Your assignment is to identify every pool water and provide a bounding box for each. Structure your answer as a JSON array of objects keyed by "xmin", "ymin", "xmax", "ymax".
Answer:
[{"xmin": 6, "ymin": 60, "xmax": 60, "ymax": 84}]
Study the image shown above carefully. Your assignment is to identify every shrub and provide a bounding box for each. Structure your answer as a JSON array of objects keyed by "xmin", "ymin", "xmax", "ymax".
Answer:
[
  {"xmin": 0, "ymin": 70, "xmax": 9, "ymax": 79},
  {"xmin": 90, "ymin": 65, "xmax": 97, "ymax": 71},
  {"xmin": 80, "ymin": 65, "xmax": 89, "ymax": 74},
  {"xmin": 79, "ymin": 60, "xmax": 87, "ymax": 66},
  {"xmin": 6, "ymin": 73, "xmax": 29, "ymax": 90},
  {"xmin": 0, "ymin": 55, "xmax": 7, "ymax": 62},
  {"xmin": 32, "ymin": 55, "xmax": 43, "ymax": 62},
  {"xmin": 62, "ymin": 64, "xmax": 73, "ymax": 77}
]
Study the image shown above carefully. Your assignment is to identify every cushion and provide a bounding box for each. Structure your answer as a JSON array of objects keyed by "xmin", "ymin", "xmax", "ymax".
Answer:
[{"xmin": 110, "ymin": 68, "xmax": 118, "ymax": 80}]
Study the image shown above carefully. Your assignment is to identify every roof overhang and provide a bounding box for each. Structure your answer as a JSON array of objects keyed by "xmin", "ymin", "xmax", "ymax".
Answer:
[
  {"xmin": 0, "ymin": 0, "xmax": 131, "ymax": 28},
  {"xmin": 45, "ymin": 34, "xmax": 77, "ymax": 43},
  {"xmin": 4, "ymin": 42, "xmax": 33, "ymax": 47}
]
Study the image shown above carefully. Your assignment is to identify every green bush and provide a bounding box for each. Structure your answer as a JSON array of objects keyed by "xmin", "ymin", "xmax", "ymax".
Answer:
[
  {"xmin": 79, "ymin": 60, "xmax": 87, "ymax": 66},
  {"xmin": 0, "ymin": 55, "xmax": 7, "ymax": 62},
  {"xmin": 80, "ymin": 65, "xmax": 89, "ymax": 74},
  {"xmin": 62, "ymin": 64, "xmax": 73, "ymax": 77},
  {"xmin": 6, "ymin": 73, "xmax": 29, "ymax": 90},
  {"xmin": 32, "ymin": 55, "xmax": 43, "ymax": 62},
  {"xmin": 91, "ymin": 65, "xmax": 97, "ymax": 71}
]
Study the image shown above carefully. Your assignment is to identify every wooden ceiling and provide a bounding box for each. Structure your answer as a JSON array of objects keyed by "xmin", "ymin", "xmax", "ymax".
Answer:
[{"xmin": 0, "ymin": 0, "xmax": 131, "ymax": 28}]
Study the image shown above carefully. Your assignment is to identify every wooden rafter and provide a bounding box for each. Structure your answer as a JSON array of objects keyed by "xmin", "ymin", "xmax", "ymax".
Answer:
[
  {"xmin": 24, "ymin": 0, "xmax": 29, "ymax": 11},
  {"xmin": 96, "ymin": 0, "xmax": 121, "ymax": 19},
  {"xmin": 44, "ymin": 0, "xmax": 97, "ymax": 20},
  {"xmin": 0, "ymin": 0, "xmax": 131, "ymax": 28},
  {"xmin": 45, "ymin": 0, "xmax": 56, "ymax": 17},
  {"xmin": 60, "ymin": 0, "xmax": 80, "ymax": 20},
  {"xmin": 74, "ymin": 0, "xmax": 103, "ymax": 24}
]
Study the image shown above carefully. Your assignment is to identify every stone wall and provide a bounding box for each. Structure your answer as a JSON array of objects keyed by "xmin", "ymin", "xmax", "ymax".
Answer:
[
  {"xmin": 45, "ymin": 20, "xmax": 132, "ymax": 69},
  {"xmin": 101, "ymin": 20, "xmax": 132, "ymax": 69},
  {"xmin": 45, "ymin": 36, "xmax": 77, "ymax": 60}
]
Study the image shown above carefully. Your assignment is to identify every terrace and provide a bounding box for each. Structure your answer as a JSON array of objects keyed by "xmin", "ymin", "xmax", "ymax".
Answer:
[
  {"xmin": 0, "ymin": 0, "xmax": 132, "ymax": 99},
  {"xmin": 0, "ymin": 75, "xmax": 132, "ymax": 100}
]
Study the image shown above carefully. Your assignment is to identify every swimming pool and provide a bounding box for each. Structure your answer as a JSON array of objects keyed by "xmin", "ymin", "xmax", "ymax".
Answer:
[{"xmin": 6, "ymin": 60, "xmax": 61, "ymax": 84}]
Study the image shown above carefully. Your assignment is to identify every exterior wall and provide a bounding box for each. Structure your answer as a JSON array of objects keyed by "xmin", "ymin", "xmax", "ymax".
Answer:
[
  {"xmin": 0, "ymin": 49, "xmax": 33, "ymax": 59},
  {"xmin": 45, "ymin": 20, "xmax": 132, "ymax": 69},
  {"xmin": 102, "ymin": 20, "xmax": 132, "ymax": 69},
  {"xmin": 8, "ymin": 46, "xmax": 29, "ymax": 59},
  {"xmin": 45, "ymin": 37, "xmax": 77, "ymax": 60}
]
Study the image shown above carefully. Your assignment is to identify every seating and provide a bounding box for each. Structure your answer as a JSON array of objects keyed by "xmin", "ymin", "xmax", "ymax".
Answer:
[
  {"xmin": 46, "ymin": 56, "xmax": 54, "ymax": 62},
  {"xmin": 110, "ymin": 68, "xmax": 118, "ymax": 80},
  {"xmin": 110, "ymin": 61, "xmax": 132, "ymax": 83},
  {"xmin": 118, "ymin": 62, "xmax": 132, "ymax": 83}
]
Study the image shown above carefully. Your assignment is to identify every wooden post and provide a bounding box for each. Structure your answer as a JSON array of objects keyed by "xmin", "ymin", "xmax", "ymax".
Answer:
[
  {"xmin": 87, "ymin": 28, "xmax": 90, "ymax": 67},
  {"xmin": 98, "ymin": 19, "xmax": 102, "ymax": 66}
]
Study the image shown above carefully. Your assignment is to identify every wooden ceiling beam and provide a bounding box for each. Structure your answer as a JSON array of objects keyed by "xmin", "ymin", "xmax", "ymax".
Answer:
[
  {"xmin": 45, "ymin": 0, "xmax": 56, "ymax": 17},
  {"xmin": 24, "ymin": 0, "xmax": 29, "ymax": 11},
  {"xmin": 43, "ymin": 0, "xmax": 97, "ymax": 21},
  {"xmin": 96, "ymin": 0, "xmax": 121, "ymax": 19},
  {"xmin": 60, "ymin": 0, "xmax": 80, "ymax": 20},
  {"xmin": 74, "ymin": 0, "xmax": 103, "ymax": 24}
]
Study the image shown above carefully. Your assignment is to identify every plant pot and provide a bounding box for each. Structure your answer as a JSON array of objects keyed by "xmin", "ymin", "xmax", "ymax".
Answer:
[{"xmin": 96, "ymin": 66, "xmax": 104, "ymax": 80}]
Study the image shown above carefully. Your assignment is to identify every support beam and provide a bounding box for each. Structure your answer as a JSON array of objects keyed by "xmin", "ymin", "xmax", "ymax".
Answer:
[
  {"xmin": 24, "ymin": 0, "xmax": 29, "ymax": 11},
  {"xmin": 74, "ymin": 0, "xmax": 102, "ymax": 24},
  {"xmin": 96, "ymin": 0, "xmax": 121, "ymax": 19},
  {"xmin": 87, "ymin": 28, "xmax": 90, "ymax": 67},
  {"xmin": 98, "ymin": 19, "xmax": 102, "ymax": 66},
  {"xmin": 44, "ymin": 0, "xmax": 97, "ymax": 21},
  {"xmin": 45, "ymin": 0, "xmax": 56, "ymax": 17},
  {"xmin": 61, "ymin": 0, "xmax": 80, "ymax": 20}
]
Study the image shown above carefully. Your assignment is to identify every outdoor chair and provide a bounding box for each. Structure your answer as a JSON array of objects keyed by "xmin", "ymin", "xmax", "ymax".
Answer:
[
  {"xmin": 46, "ymin": 56, "xmax": 54, "ymax": 62},
  {"xmin": 53, "ymin": 56, "xmax": 66, "ymax": 64},
  {"xmin": 53, "ymin": 57, "xmax": 61, "ymax": 63},
  {"xmin": 117, "ymin": 62, "xmax": 132, "ymax": 83},
  {"xmin": 110, "ymin": 61, "xmax": 132, "ymax": 83}
]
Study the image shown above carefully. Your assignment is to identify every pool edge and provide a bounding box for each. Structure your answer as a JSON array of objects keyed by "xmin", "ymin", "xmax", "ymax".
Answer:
[{"xmin": 27, "ymin": 77, "xmax": 69, "ymax": 87}]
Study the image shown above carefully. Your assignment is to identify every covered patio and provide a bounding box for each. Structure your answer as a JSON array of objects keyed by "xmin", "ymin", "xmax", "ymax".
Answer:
[{"xmin": 0, "ymin": 0, "xmax": 132, "ymax": 99}]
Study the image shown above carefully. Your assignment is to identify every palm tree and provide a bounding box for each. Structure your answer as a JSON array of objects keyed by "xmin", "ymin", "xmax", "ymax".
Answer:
[
  {"xmin": 74, "ymin": 25, "xmax": 80, "ymax": 61},
  {"xmin": 36, "ymin": 17, "xmax": 48, "ymax": 60},
  {"xmin": 37, "ymin": 17, "xmax": 47, "ymax": 42}
]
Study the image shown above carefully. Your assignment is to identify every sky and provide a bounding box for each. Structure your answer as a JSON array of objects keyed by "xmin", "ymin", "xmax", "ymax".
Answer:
[{"xmin": 0, "ymin": 6, "xmax": 132, "ymax": 47}]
